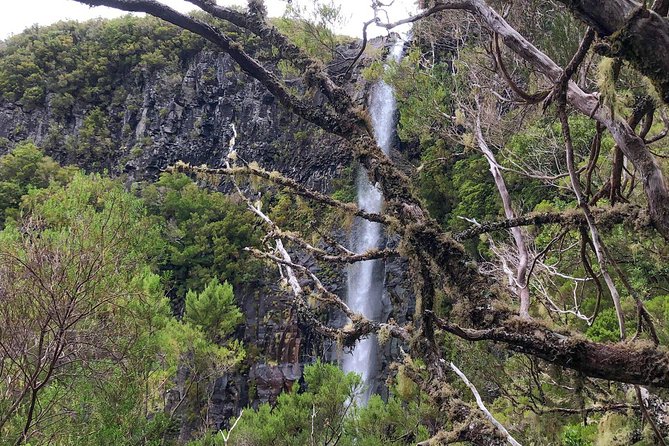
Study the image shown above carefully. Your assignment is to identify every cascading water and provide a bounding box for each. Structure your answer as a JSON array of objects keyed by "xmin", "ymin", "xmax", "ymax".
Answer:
[{"xmin": 343, "ymin": 36, "xmax": 406, "ymax": 405}]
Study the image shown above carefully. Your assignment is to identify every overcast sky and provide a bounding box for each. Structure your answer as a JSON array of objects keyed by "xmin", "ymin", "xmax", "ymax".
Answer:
[{"xmin": 0, "ymin": 0, "xmax": 416, "ymax": 40}]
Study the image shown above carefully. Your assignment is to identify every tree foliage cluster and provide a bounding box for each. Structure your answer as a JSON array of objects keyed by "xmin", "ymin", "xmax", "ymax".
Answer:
[
  {"xmin": 141, "ymin": 172, "xmax": 262, "ymax": 309},
  {"xmin": 0, "ymin": 16, "xmax": 206, "ymax": 111},
  {"xmin": 0, "ymin": 147, "xmax": 248, "ymax": 445}
]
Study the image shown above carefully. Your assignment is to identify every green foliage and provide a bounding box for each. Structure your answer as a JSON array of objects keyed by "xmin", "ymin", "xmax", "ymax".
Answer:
[
  {"xmin": 562, "ymin": 423, "xmax": 596, "ymax": 446},
  {"xmin": 331, "ymin": 186, "xmax": 356, "ymax": 203},
  {"xmin": 184, "ymin": 278, "xmax": 243, "ymax": 343},
  {"xmin": 273, "ymin": 0, "xmax": 353, "ymax": 63},
  {"xmin": 0, "ymin": 173, "xmax": 244, "ymax": 445},
  {"xmin": 415, "ymin": 141, "xmax": 456, "ymax": 224},
  {"xmin": 447, "ymin": 154, "xmax": 500, "ymax": 231},
  {"xmin": 0, "ymin": 17, "xmax": 206, "ymax": 111},
  {"xmin": 142, "ymin": 172, "xmax": 262, "ymax": 303},
  {"xmin": 54, "ymin": 363, "xmax": 179, "ymax": 446},
  {"xmin": 65, "ymin": 106, "xmax": 114, "ymax": 168},
  {"xmin": 0, "ymin": 173, "xmax": 165, "ymax": 444},
  {"xmin": 20, "ymin": 172, "xmax": 162, "ymax": 255},
  {"xmin": 157, "ymin": 316, "xmax": 246, "ymax": 396},
  {"xmin": 345, "ymin": 394, "xmax": 430, "ymax": 445},
  {"xmin": 225, "ymin": 361, "xmax": 360, "ymax": 446},
  {"xmin": 384, "ymin": 48, "xmax": 453, "ymax": 146},
  {"xmin": 586, "ymin": 308, "xmax": 628, "ymax": 342},
  {"xmin": 0, "ymin": 141, "xmax": 73, "ymax": 224}
]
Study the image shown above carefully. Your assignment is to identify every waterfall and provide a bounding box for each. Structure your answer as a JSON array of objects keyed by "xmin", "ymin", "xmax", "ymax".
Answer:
[{"xmin": 342, "ymin": 36, "xmax": 406, "ymax": 405}]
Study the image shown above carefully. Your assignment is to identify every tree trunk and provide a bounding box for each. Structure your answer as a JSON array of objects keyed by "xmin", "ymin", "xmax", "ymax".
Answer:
[{"xmin": 556, "ymin": 0, "xmax": 669, "ymax": 105}]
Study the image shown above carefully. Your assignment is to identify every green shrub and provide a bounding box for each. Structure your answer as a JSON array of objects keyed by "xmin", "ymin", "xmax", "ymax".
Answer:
[{"xmin": 184, "ymin": 278, "xmax": 243, "ymax": 343}]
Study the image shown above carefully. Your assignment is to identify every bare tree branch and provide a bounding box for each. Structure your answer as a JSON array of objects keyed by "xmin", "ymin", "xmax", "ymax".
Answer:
[
  {"xmin": 168, "ymin": 162, "xmax": 393, "ymax": 225},
  {"xmin": 474, "ymin": 102, "xmax": 531, "ymax": 318},
  {"xmin": 450, "ymin": 362, "xmax": 523, "ymax": 446},
  {"xmin": 454, "ymin": 204, "xmax": 648, "ymax": 240}
]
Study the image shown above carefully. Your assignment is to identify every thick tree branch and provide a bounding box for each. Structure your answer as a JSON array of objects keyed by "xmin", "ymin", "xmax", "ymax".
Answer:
[
  {"xmin": 433, "ymin": 314, "xmax": 669, "ymax": 388},
  {"xmin": 454, "ymin": 204, "xmax": 648, "ymax": 240},
  {"xmin": 183, "ymin": 0, "xmax": 358, "ymax": 116},
  {"xmin": 554, "ymin": 0, "xmax": 669, "ymax": 103},
  {"xmin": 652, "ymin": 0, "xmax": 669, "ymax": 15}
]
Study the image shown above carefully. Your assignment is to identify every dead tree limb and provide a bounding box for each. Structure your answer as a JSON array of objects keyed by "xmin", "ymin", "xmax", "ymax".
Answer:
[
  {"xmin": 450, "ymin": 362, "xmax": 523, "ymax": 446},
  {"xmin": 454, "ymin": 204, "xmax": 649, "ymax": 240},
  {"xmin": 557, "ymin": 102, "xmax": 626, "ymax": 340},
  {"xmin": 474, "ymin": 104, "xmax": 531, "ymax": 318}
]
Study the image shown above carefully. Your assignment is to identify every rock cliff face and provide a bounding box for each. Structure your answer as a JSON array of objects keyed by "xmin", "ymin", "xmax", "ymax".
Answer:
[
  {"xmin": 0, "ymin": 48, "xmax": 357, "ymax": 192},
  {"xmin": 0, "ymin": 25, "xmax": 414, "ymax": 436}
]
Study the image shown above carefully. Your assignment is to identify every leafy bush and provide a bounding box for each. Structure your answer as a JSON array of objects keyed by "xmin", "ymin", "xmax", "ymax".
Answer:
[
  {"xmin": 226, "ymin": 361, "xmax": 361, "ymax": 446},
  {"xmin": 184, "ymin": 278, "xmax": 243, "ymax": 343},
  {"xmin": 562, "ymin": 423, "xmax": 596, "ymax": 446},
  {"xmin": 0, "ymin": 142, "xmax": 74, "ymax": 224},
  {"xmin": 141, "ymin": 172, "xmax": 262, "ymax": 303}
]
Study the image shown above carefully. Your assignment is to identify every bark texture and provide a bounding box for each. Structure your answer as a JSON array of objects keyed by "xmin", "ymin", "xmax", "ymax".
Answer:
[
  {"xmin": 437, "ymin": 316, "xmax": 669, "ymax": 388},
  {"xmin": 556, "ymin": 0, "xmax": 669, "ymax": 105}
]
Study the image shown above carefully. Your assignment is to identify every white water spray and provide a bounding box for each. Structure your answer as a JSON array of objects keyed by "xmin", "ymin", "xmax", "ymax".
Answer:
[{"xmin": 343, "ymin": 36, "xmax": 406, "ymax": 405}]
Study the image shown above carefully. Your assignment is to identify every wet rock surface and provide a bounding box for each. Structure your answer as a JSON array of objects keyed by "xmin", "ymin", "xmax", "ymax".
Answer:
[{"xmin": 0, "ymin": 49, "xmax": 364, "ymax": 192}]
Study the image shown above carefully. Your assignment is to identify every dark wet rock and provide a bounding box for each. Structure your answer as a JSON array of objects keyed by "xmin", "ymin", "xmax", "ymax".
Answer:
[{"xmin": 249, "ymin": 362, "xmax": 303, "ymax": 406}]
